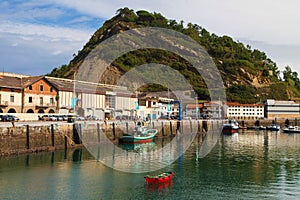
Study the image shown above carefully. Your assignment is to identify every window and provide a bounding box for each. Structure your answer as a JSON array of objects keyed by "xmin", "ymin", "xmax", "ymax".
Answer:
[
  {"xmin": 11, "ymin": 88, "xmax": 14, "ymax": 92},
  {"xmin": 40, "ymin": 97, "xmax": 43, "ymax": 105},
  {"xmin": 50, "ymin": 87, "xmax": 53, "ymax": 92},
  {"xmin": 10, "ymin": 95, "xmax": 14, "ymax": 102},
  {"xmin": 50, "ymin": 98, "xmax": 54, "ymax": 104},
  {"xmin": 40, "ymin": 85, "xmax": 43, "ymax": 91},
  {"xmin": 105, "ymin": 95, "xmax": 115, "ymax": 109},
  {"xmin": 29, "ymin": 97, "xmax": 32, "ymax": 103},
  {"xmin": 29, "ymin": 85, "xmax": 32, "ymax": 90}
]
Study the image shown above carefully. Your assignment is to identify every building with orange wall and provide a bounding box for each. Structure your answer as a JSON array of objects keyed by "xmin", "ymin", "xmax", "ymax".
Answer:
[
  {"xmin": 22, "ymin": 76, "xmax": 58, "ymax": 113},
  {"xmin": 0, "ymin": 73, "xmax": 58, "ymax": 113}
]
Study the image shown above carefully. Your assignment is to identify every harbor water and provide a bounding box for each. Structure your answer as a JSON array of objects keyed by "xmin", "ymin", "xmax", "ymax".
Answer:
[{"xmin": 1, "ymin": 130, "xmax": 300, "ymax": 199}]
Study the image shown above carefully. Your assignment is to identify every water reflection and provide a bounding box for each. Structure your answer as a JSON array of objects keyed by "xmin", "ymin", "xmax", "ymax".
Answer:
[
  {"xmin": 1, "ymin": 130, "xmax": 300, "ymax": 199},
  {"xmin": 145, "ymin": 180, "xmax": 173, "ymax": 193},
  {"xmin": 218, "ymin": 130, "xmax": 300, "ymax": 188},
  {"xmin": 72, "ymin": 149, "xmax": 83, "ymax": 162},
  {"xmin": 121, "ymin": 142, "xmax": 156, "ymax": 153}
]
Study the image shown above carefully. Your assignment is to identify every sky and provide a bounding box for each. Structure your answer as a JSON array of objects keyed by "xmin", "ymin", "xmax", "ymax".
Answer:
[{"xmin": 1, "ymin": 0, "xmax": 300, "ymax": 76}]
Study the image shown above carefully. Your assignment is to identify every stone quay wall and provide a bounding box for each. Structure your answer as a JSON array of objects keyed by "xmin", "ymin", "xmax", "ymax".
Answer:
[{"xmin": 0, "ymin": 120, "xmax": 225, "ymax": 156}]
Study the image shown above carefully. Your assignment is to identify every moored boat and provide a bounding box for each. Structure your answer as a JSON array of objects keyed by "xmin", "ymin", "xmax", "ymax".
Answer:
[
  {"xmin": 266, "ymin": 124, "xmax": 280, "ymax": 131},
  {"xmin": 282, "ymin": 126, "xmax": 300, "ymax": 133},
  {"xmin": 144, "ymin": 172, "xmax": 174, "ymax": 184},
  {"xmin": 247, "ymin": 125, "xmax": 266, "ymax": 130},
  {"xmin": 223, "ymin": 119, "xmax": 239, "ymax": 134},
  {"xmin": 121, "ymin": 126, "xmax": 158, "ymax": 143}
]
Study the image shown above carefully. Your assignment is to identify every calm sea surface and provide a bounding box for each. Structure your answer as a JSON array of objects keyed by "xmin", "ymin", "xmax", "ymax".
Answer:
[{"xmin": 1, "ymin": 130, "xmax": 300, "ymax": 200}]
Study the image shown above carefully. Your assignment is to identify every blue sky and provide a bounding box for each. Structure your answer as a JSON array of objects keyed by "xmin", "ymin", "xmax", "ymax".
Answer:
[{"xmin": 1, "ymin": 0, "xmax": 300, "ymax": 76}]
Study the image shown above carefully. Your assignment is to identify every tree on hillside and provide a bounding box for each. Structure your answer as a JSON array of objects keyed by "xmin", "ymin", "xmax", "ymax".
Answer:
[{"xmin": 283, "ymin": 65, "xmax": 299, "ymax": 82}]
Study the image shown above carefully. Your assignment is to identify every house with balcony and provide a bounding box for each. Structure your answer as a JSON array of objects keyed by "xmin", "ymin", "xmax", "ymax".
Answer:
[
  {"xmin": 23, "ymin": 76, "xmax": 58, "ymax": 113},
  {"xmin": 185, "ymin": 103, "xmax": 203, "ymax": 119},
  {"xmin": 135, "ymin": 93, "xmax": 176, "ymax": 120},
  {"xmin": 202, "ymin": 101, "xmax": 223, "ymax": 119},
  {"xmin": 0, "ymin": 74, "xmax": 23, "ymax": 113},
  {"xmin": 0, "ymin": 73, "xmax": 59, "ymax": 114}
]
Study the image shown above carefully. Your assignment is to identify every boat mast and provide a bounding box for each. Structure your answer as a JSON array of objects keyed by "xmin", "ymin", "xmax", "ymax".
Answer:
[{"xmin": 73, "ymin": 72, "xmax": 76, "ymax": 114}]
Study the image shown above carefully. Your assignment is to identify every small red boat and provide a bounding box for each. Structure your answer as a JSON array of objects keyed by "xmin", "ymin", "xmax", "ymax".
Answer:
[{"xmin": 144, "ymin": 172, "xmax": 174, "ymax": 184}]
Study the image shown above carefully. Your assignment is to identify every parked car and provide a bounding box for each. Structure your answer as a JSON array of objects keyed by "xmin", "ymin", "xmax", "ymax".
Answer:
[
  {"xmin": 76, "ymin": 115, "xmax": 85, "ymax": 121},
  {"xmin": 85, "ymin": 115, "xmax": 98, "ymax": 120},
  {"xmin": 158, "ymin": 115, "xmax": 170, "ymax": 120},
  {"xmin": 170, "ymin": 115, "xmax": 179, "ymax": 120},
  {"xmin": 1, "ymin": 115, "xmax": 19, "ymax": 122},
  {"xmin": 67, "ymin": 115, "xmax": 74, "ymax": 123},
  {"xmin": 62, "ymin": 115, "xmax": 68, "ymax": 121},
  {"xmin": 54, "ymin": 115, "xmax": 64, "ymax": 121},
  {"xmin": 40, "ymin": 114, "xmax": 57, "ymax": 121}
]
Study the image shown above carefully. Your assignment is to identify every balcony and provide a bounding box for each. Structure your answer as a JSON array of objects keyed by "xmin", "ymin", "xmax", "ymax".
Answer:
[
  {"xmin": 0, "ymin": 101, "xmax": 8, "ymax": 107},
  {"xmin": 35, "ymin": 103, "xmax": 55, "ymax": 109}
]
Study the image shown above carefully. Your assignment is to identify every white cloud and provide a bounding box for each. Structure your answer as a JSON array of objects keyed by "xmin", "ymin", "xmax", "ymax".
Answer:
[
  {"xmin": 1, "ymin": 0, "xmax": 300, "ymax": 75},
  {"xmin": 0, "ymin": 20, "xmax": 91, "ymax": 42},
  {"xmin": 0, "ymin": 20, "xmax": 93, "ymax": 75},
  {"xmin": 52, "ymin": 50, "xmax": 62, "ymax": 55},
  {"xmin": 50, "ymin": 0, "xmax": 300, "ymax": 45}
]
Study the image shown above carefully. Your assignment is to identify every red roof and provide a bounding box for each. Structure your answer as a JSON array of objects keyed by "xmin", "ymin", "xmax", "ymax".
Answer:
[
  {"xmin": 226, "ymin": 102, "xmax": 264, "ymax": 107},
  {"xmin": 186, "ymin": 104, "xmax": 203, "ymax": 109}
]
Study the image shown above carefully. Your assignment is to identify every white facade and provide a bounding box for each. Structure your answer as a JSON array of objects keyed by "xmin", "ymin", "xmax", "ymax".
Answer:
[
  {"xmin": 115, "ymin": 96, "xmax": 135, "ymax": 110},
  {"xmin": 264, "ymin": 99, "xmax": 300, "ymax": 119},
  {"xmin": 81, "ymin": 93, "xmax": 106, "ymax": 109},
  {"xmin": 226, "ymin": 102, "xmax": 264, "ymax": 120},
  {"xmin": 0, "ymin": 91, "xmax": 22, "ymax": 107},
  {"xmin": 203, "ymin": 102, "xmax": 222, "ymax": 118},
  {"xmin": 23, "ymin": 93, "xmax": 56, "ymax": 107},
  {"xmin": 58, "ymin": 90, "xmax": 73, "ymax": 109}
]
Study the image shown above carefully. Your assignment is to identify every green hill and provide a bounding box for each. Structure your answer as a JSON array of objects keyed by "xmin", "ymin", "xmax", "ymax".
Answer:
[{"xmin": 47, "ymin": 8, "xmax": 300, "ymax": 103}]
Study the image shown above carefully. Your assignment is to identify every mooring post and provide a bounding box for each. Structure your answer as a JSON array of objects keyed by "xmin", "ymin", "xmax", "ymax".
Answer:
[
  {"xmin": 97, "ymin": 123, "xmax": 101, "ymax": 143},
  {"xmin": 197, "ymin": 120, "xmax": 201, "ymax": 134},
  {"xmin": 79, "ymin": 123, "xmax": 83, "ymax": 144},
  {"xmin": 51, "ymin": 124, "xmax": 55, "ymax": 147},
  {"xmin": 190, "ymin": 120, "xmax": 193, "ymax": 133},
  {"xmin": 202, "ymin": 120, "xmax": 208, "ymax": 132},
  {"xmin": 26, "ymin": 125, "xmax": 30, "ymax": 149},
  {"xmin": 176, "ymin": 120, "xmax": 180, "ymax": 133},
  {"xmin": 64, "ymin": 135, "xmax": 68, "ymax": 150},
  {"xmin": 112, "ymin": 122, "xmax": 116, "ymax": 140},
  {"xmin": 126, "ymin": 122, "xmax": 129, "ymax": 135},
  {"xmin": 161, "ymin": 121, "xmax": 165, "ymax": 136},
  {"xmin": 170, "ymin": 121, "xmax": 173, "ymax": 136}
]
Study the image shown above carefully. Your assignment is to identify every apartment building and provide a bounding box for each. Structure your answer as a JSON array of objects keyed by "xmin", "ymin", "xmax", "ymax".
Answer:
[
  {"xmin": 226, "ymin": 102, "xmax": 264, "ymax": 120},
  {"xmin": 23, "ymin": 76, "xmax": 58, "ymax": 113},
  {"xmin": 0, "ymin": 73, "xmax": 137, "ymax": 119},
  {"xmin": 264, "ymin": 99, "xmax": 300, "ymax": 119}
]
